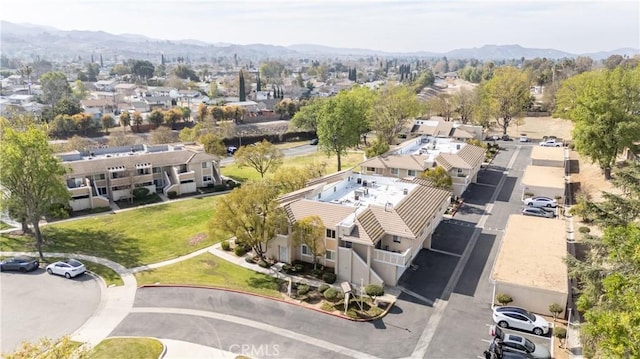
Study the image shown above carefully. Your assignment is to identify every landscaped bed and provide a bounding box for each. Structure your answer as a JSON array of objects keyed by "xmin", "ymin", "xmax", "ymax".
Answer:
[{"xmin": 88, "ymin": 337, "xmax": 163, "ymax": 359}]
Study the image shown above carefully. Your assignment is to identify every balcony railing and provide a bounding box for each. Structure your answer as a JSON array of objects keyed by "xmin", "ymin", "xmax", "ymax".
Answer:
[
  {"xmin": 373, "ymin": 247, "xmax": 412, "ymax": 267},
  {"xmin": 177, "ymin": 170, "xmax": 195, "ymax": 182}
]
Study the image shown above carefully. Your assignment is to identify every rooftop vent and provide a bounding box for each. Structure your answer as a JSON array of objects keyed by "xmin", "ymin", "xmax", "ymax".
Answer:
[{"xmin": 403, "ymin": 188, "xmax": 409, "ymax": 195}]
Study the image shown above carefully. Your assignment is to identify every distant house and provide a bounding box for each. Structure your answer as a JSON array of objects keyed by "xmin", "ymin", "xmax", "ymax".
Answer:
[
  {"xmin": 94, "ymin": 79, "xmax": 118, "ymax": 92},
  {"xmin": 411, "ymin": 118, "xmax": 484, "ymax": 141},
  {"xmin": 144, "ymin": 96, "xmax": 172, "ymax": 110},
  {"xmin": 114, "ymin": 83, "xmax": 138, "ymax": 96}
]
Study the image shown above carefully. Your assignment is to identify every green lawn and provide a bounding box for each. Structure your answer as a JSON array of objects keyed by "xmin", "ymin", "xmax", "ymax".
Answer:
[
  {"xmin": 222, "ymin": 151, "xmax": 365, "ymax": 182},
  {"xmin": 0, "ymin": 196, "xmax": 225, "ymax": 268},
  {"xmin": 89, "ymin": 338, "xmax": 163, "ymax": 359},
  {"xmin": 39, "ymin": 257, "xmax": 124, "ymax": 287},
  {"xmin": 135, "ymin": 253, "xmax": 283, "ymax": 298}
]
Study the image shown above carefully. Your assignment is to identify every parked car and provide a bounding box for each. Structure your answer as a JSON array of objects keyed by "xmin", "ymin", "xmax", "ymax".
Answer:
[
  {"xmin": 542, "ymin": 136, "xmax": 557, "ymax": 142},
  {"xmin": 501, "ymin": 134, "xmax": 513, "ymax": 141},
  {"xmin": 0, "ymin": 256, "xmax": 39, "ymax": 272},
  {"xmin": 46, "ymin": 259, "xmax": 86, "ymax": 279},
  {"xmin": 519, "ymin": 134, "xmax": 529, "ymax": 143},
  {"xmin": 523, "ymin": 196, "xmax": 557, "ymax": 208},
  {"xmin": 492, "ymin": 306, "xmax": 550, "ymax": 336},
  {"xmin": 227, "ymin": 146, "xmax": 238, "ymax": 155},
  {"xmin": 486, "ymin": 337, "xmax": 529, "ymax": 359},
  {"xmin": 522, "ymin": 207, "xmax": 556, "ymax": 218},
  {"xmin": 490, "ymin": 326, "xmax": 551, "ymax": 359},
  {"xmin": 309, "ymin": 138, "xmax": 319, "ymax": 145},
  {"xmin": 539, "ymin": 139, "xmax": 563, "ymax": 147}
]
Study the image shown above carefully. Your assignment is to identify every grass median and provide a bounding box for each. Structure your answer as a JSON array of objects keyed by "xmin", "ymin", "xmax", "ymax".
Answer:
[
  {"xmin": 89, "ymin": 337, "xmax": 163, "ymax": 359},
  {"xmin": 135, "ymin": 253, "xmax": 283, "ymax": 298}
]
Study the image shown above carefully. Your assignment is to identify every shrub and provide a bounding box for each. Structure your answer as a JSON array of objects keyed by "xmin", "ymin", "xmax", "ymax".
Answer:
[
  {"xmin": 311, "ymin": 268, "xmax": 323, "ymax": 278},
  {"xmin": 167, "ymin": 191, "xmax": 178, "ymax": 199},
  {"xmin": 365, "ymin": 284, "xmax": 385, "ymax": 298},
  {"xmin": 245, "ymin": 256, "xmax": 255, "ymax": 263},
  {"xmin": 294, "ymin": 264, "xmax": 304, "ymax": 272},
  {"xmin": 221, "ymin": 240, "xmax": 231, "ymax": 251},
  {"xmin": 258, "ymin": 260, "xmax": 269, "ymax": 268},
  {"xmin": 322, "ymin": 272, "xmax": 337, "ymax": 284},
  {"xmin": 549, "ymin": 303, "xmax": 564, "ymax": 321},
  {"xmin": 282, "ymin": 264, "xmax": 292, "ymax": 273},
  {"xmin": 234, "ymin": 245, "xmax": 248, "ymax": 257},
  {"xmin": 578, "ymin": 226, "xmax": 591, "ymax": 234},
  {"xmin": 318, "ymin": 284, "xmax": 330, "ymax": 293},
  {"xmin": 213, "ymin": 184, "xmax": 229, "ymax": 192},
  {"xmin": 132, "ymin": 187, "xmax": 150, "ymax": 199},
  {"xmin": 496, "ymin": 293, "xmax": 513, "ymax": 306},
  {"xmin": 48, "ymin": 203, "xmax": 71, "ymax": 219},
  {"xmin": 524, "ymin": 192, "xmax": 534, "ymax": 198},
  {"xmin": 323, "ymin": 287, "xmax": 339, "ymax": 301},
  {"xmin": 554, "ymin": 327, "xmax": 567, "ymax": 344},
  {"xmin": 296, "ymin": 284, "xmax": 310, "ymax": 296}
]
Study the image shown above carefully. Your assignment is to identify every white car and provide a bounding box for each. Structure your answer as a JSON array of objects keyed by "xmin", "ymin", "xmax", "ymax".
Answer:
[
  {"xmin": 46, "ymin": 259, "xmax": 86, "ymax": 279},
  {"xmin": 492, "ymin": 306, "xmax": 550, "ymax": 336},
  {"xmin": 539, "ymin": 139, "xmax": 563, "ymax": 147},
  {"xmin": 522, "ymin": 207, "xmax": 555, "ymax": 218},
  {"xmin": 524, "ymin": 196, "xmax": 557, "ymax": 208}
]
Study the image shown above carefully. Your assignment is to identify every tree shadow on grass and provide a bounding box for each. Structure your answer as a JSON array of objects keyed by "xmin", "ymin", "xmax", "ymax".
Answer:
[
  {"xmin": 246, "ymin": 275, "xmax": 282, "ymax": 292},
  {"xmin": 43, "ymin": 227, "xmax": 143, "ymax": 268}
]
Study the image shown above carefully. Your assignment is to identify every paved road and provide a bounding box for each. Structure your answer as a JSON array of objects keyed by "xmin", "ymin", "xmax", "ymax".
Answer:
[
  {"xmin": 111, "ymin": 287, "xmax": 431, "ymax": 359},
  {"xmin": 1, "ymin": 269, "xmax": 100, "ymax": 352}
]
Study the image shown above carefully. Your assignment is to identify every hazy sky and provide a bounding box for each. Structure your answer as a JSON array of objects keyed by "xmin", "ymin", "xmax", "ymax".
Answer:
[{"xmin": 1, "ymin": 0, "xmax": 638, "ymax": 53}]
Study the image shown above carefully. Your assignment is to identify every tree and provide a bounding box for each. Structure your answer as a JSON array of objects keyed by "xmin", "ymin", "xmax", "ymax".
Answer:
[
  {"xmin": 132, "ymin": 111, "xmax": 143, "ymax": 132},
  {"xmin": 163, "ymin": 108, "xmax": 182, "ymax": 130},
  {"xmin": 271, "ymin": 162, "xmax": 327, "ymax": 194},
  {"xmin": 412, "ymin": 69, "xmax": 435, "ymax": 93},
  {"xmin": 371, "ymin": 85, "xmax": 422, "ymax": 145},
  {"xmin": 260, "ymin": 61, "xmax": 285, "ymax": 81},
  {"xmin": 173, "ymin": 64, "xmax": 200, "ymax": 82},
  {"xmin": 0, "ymin": 125, "xmax": 70, "ymax": 259},
  {"xmin": 148, "ymin": 109, "xmax": 164, "ymax": 129},
  {"xmin": 149, "ymin": 126, "xmax": 176, "ymax": 144},
  {"xmin": 234, "ymin": 140, "xmax": 284, "ymax": 178},
  {"xmin": 196, "ymin": 103, "xmax": 209, "ymax": 123},
  {"xmin": 72, "ymin": 80, "xmax": 89, "ymax": 100},
  {"xmin": 555, "ymin": 65, "xmax": 640, "ymax": 179},
  {"xmin": 52, "ymin": 97, "xmax": 83, "ymax": 117},
  {"xmin": 4, "ymin": 335, "xmax": 88, "ymax": 359},
  {"xmin": 420, "ymin": 166, "xmax": 452, "ymax": 190},
  {"xmin": 208, "ymin": 81, "xmax": 219, "ymax": 98},
  {"xmin": 317, "ymin": 87, "xmax": 375, "ymax": 171},
  {"xmin": 452, "ymin": 87, "xmax": 477, "ymax": 124},
  {"xmin": 100, "ymin": 114, "xmax": 114, "ymax": 134},
  {"xmin": 71, "ymin": 113, "xmax": 94, "ymax": 136},
  {"xmin": 290, "ymin": 99, "xmax": 324, "ymax": 132},
  {"xmin": 365, "ymin": 136, "xmax": 390, "ymax": 157},
  {"xmin": 292, "ymin": 215, "xmax": 326, "ymax": 269},
  {"xmin": 548, "ymin": 303, "xmax": 564, "ymax": 321},
  {"xmin": 209, "ymin": 180, "xmax": 287, "ymax": 261},
  {"xmin": 478, "ymin": 66, "xmax": 530, "ymax": 135},
  {"xmin": 239, "ymin": 70, "xmax": 246, "ymax": 102},
  {"xmin": 197, "ymin": 132, "xmax": 227, "ymax": 156},
  {"xmin": 119, "ymin": 111, "xmax": 131, "ymax": 131},
  {"xmin": 180, "ymin": 106, "xmax": 191, "ymax": 122},
  {"xmin": 131, "ymin": 60, "xmax": 155, "ymax": 80},
  {"xmin": 40, "ymin": 71, "xmax": 71, "ymax": 105}
]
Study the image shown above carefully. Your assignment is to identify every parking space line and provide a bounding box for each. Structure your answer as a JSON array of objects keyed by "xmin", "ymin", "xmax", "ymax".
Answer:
[
  {"xmin": 396, "ymin": 286, "xmax": 435, "ymax": 306},
  {"xmin": 474, "ymin": 182, "xmax": 497, "ymax": 188},
  {"xmin": 428, "ymin": 248, "xmax": 462, "ymax": 258}
]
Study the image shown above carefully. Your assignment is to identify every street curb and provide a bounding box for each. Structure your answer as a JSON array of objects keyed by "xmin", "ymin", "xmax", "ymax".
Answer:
[{"xmin": 138, "ymin": 284, "xmax": 393, "ymax": 322}]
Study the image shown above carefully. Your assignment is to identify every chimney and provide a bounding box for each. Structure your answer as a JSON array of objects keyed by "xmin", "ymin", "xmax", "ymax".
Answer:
[
  {"xmin": 385, "ymin": 202, "xmax": 393, "ymax": 212},
  {"xmin": 403, "ymin": 188, "xmax": 409, "ymax": 195}
]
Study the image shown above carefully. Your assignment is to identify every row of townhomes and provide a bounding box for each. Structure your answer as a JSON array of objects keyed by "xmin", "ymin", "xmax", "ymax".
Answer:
[
  {"xmin": 264, "ymin": 120, "xmax": 486, "ymax": 287},
  {"xmin": 59, "ymin": 143, "xmax": 222, "ymax": 211}
]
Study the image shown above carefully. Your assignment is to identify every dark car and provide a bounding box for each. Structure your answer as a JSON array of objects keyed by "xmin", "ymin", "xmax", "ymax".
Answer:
[
  {"xmin": 0, "ymin": 256, "xmax": 40, "ymax": 272},
  {"xmin": 501, "ymin": 134, "xmax": 513, "ymax": 141},
  {"xmin": 309, "ymin": 138, "xmax": 319, "ymax": 145}
]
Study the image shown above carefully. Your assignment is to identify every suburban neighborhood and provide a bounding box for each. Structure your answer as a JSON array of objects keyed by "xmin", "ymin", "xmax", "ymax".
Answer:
[{"xmin": 1, "ymin": 3, "xmax": 640, "ymax": 359}]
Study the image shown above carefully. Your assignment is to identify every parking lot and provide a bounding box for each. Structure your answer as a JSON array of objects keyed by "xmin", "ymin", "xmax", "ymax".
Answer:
[{"xmin": 0, "ymin": 268, "xmax": 100, "ymax": 352}]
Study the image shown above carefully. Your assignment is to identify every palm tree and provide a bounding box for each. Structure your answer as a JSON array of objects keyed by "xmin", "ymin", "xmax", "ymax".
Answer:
[
  {"xmin": 132, "ymin": 111, "xmax": 143, "ymax": 132},
  {"xmin": 19, "ymin": 65, "xmax": 33, "ymax": 95}
]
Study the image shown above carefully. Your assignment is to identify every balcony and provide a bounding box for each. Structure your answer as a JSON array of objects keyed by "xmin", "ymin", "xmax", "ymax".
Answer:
[
  {"xmin": 132, "ymin": 173, "xmax": 154, "ymax": 184},
  {"xmin": 373, "ymin": 247, "xmax": 412, "ymax": 267},
  {"xmin": 177, "ymin": 170, "xmax": 195, "ymax": 182},
  {"xmin": 68, "ymin": 185, "xmax": 90, "ymax": 197}
]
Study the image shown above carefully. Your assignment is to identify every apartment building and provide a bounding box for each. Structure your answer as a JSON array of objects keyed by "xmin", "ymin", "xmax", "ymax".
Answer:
[
  {"xmin": 59, "ymin": 143, "xmax": 223, "ymax": 211},
  {"xmin": 360, "ymin": 135, "xmax": 486, "ymax": 197},
  {"xmin": 266, "ymin": 169, "xmax": 451, "ymax": 286}
]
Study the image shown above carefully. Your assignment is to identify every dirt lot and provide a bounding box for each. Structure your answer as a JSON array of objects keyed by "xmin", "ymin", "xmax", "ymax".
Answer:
[{"xmin": 489, "ymin": 116, "xmax": 574, "ymax": 142}]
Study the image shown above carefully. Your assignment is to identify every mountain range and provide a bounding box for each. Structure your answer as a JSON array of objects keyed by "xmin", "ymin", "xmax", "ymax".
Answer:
[{"xmin": 1, "ymin": 21, "xmax": 638, "ymax": 62}]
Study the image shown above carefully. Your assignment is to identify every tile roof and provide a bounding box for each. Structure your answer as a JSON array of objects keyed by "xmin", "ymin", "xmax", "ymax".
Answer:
[
  {"xmin": 361, "ymin": 155, "xmax": 426, "ymax": 171},
  {"xmin": 452, "ymin": 128, "xmax": 474, "ymax": 139},
  {"xmin": 436, "ymin": 144, "xmax": 486, "ymax": 170},
  {"xmin": 306, "ymin": 168, "xmax": 353, "ymax": 187},
  {"xmin": 355, "ymin": 208, "xmax": 385, "ymax": 242},
  {"xmin": 395, "ymin": 183, "xmax": 451, "ymax": 236},
  {"xmin": 436, "ymin": 153, "xmax": 470, "ymax": 170},
  {"xmin": 284, "ymin": 199, "xmax": 355, "ymax": 228}
]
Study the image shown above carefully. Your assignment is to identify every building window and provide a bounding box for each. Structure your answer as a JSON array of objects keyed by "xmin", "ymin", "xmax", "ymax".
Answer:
[
  {"xmin": 137, "ymin": 168, "xmax": 150, "ymax": 175},
  {"xmin": 391, "ymin": 168, "xmax": 399, "ymax": 175},
  {"xmin": 94, "ymin": 173, "xmax": 106, "ymax": 180},
  {"xmin": 203, "ymin": 176, "xmax": 212, "ymax": 182},
  {"xmin": 301, "ymin": 244, "xmax": 310, "ymax": 256},
  {"xmin": 408, "ymin": 170, "xmax": 416, "ymax": 177},
  {"xmin": 317, "ymin": 193, "xmax": 321, "ymax": 199},
  {"xmin": 202, "ymin": 162, "xmax": 209, "ymax": 169},
  {"xmin": 344, "ymin": 241, "xmax": 353, "ymax": 248},
  {"xmin": 393, "ymin": 235, "xmax": 401, "ymax": 243},
  {"xmin": 326, "ymin": 229, "xmax": 336, "ymax": 238},
  {"xmin": 325, "ymin": 250, "xmax": 336, "ymax": 261},
  {"xmin": 97, "ymin": 187, "xmax": 107, "ymax": 196},
  {"xmin": 457, "ymin": 168, "xmax": 463, "ymax": 174},
  {"xmin": 366, "ymin": 167, "xmax": 375, "ymax": 172},
  {"xmin": 152, "ymin": 167, "xmax": 161, "ymax": 174}
]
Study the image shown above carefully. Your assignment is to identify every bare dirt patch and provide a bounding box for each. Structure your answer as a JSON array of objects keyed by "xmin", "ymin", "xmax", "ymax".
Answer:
[
  {"xmin": 493, "ymin": 116, "xmax": 574, "ymax": 141},
  {"xmin": 188, "ymin": 233, "xmax": 207, "ymax": 246}
]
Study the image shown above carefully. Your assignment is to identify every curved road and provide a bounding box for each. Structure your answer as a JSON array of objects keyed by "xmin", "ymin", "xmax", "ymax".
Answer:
[{"xmin": 111, "ymin": 287, "xmax": 430, "ymax": 359}]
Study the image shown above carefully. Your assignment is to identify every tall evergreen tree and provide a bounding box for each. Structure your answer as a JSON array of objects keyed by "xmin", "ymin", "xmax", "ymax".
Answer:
[
  {"xmin": 256, "ymin": 73, "xmax": 261, "ymax": 91},
  {"xmin": 239, "ymin": 70, "xmax": 246, "ymax": 102},
  {"xmin": 99, "ymin": 54, "xmax": 103, "ymax": 68},
  {"xmin": 91, "ymin": 54, "xmax": 94, "ymax": 63},
  {"xmin": 161, "ymin": 54, "xmax": 165, "ymax": 65}
]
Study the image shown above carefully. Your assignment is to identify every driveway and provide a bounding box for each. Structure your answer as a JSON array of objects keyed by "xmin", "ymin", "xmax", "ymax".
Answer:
[
  {"xmin": 110, "ymin": 286, "xmax": 432, "ymax": 359},
  {"xmin": 1, "ymin": 268, "xmax": 100, "ymax": 352}
]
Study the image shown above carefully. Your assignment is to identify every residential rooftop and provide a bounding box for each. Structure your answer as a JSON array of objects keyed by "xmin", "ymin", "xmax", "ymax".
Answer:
[
  {"xmin": 318, "ymin": 174, "xmax": 418, "ymax": 211},
  {"xmin": 58, "ymin": 143, "xmax": 198, "ymax": 163},
  {"xmin": 492, "ymin": 215, "xmax": 568, "ymax": 294},
  {"xmin": 531, "ymin": 146, "xmax": 567, "ymax": 163},
  {"xmin": 392, "ymin": 135, "xmax": 469, "ymax": 164}
]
